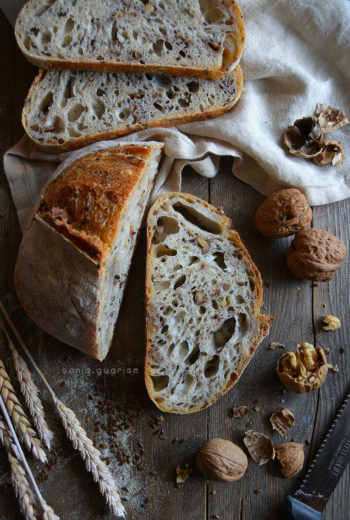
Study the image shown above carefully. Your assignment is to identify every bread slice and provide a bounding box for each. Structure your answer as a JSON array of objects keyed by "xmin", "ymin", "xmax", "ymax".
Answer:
[
  {"xmin": 145, "ymin": 193, "xmax": 274, "ymax": 413},
  {"xmin": 15, "ymin": 0, "xmax": 245, "ymax": 80},
  {"xmin": 14, "ymin": 142, "xmax": 163, "ymax": 361},
  {"xmin": 22, "ymin": 65, "xmax": 243, "ymax": 152}
]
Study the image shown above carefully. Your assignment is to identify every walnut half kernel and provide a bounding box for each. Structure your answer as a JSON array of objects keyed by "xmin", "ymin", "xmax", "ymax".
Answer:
[
  {"xmin": 277, "ymin": 343, "xmax": 328, "ymax": 393},
  {"xmin": 323, "ymin": 315, "xmax": 341, "ymax": 331}
]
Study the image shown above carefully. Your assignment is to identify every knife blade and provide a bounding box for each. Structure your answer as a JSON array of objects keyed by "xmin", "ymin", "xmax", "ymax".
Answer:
[{"xmin": 285, "ymin": 391, "xmax": 350, "ymax": 520}]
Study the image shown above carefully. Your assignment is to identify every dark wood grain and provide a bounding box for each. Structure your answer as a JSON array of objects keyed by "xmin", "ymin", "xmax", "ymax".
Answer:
[{"xmin": 0, "ymin": 10, "xmax": 349, "ymax": 520}]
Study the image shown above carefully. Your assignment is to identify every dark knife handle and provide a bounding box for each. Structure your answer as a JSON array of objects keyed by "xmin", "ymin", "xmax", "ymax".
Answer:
[{"xmin": 285, "ymin": 496, "xmax": 323, "ymax": 520}]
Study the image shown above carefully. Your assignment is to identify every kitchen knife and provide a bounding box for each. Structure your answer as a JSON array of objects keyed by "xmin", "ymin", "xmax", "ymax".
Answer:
[{"xmin": 285, "ymin": 391, "xmax": 350, "ymax": 520}]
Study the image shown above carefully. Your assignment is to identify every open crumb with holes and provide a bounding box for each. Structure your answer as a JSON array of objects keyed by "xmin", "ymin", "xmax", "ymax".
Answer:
[
  {"xmin": 15, "ymin": 0, "xmax": 245, "ymax": 79},
  {"xmin": 22, "ymin": 65, "xmax": 243, "ymax": 151},
  {"xmin": 145, "ymin": 193, "xmax": 274, "ymax": 413}
]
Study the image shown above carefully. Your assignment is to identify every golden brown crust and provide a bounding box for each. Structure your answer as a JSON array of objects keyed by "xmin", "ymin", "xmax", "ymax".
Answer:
[
  {"xmin": 38, "ymin": 145, "xmax": 155, "ymax": 259},
  {"xmin": 22, "ymin": 66, "xmax": 243, "ymax": 152},
  {"xmin": 15, "ymin": 1, "xmax": 245, "ymax": 80},
  {"xmin": 144, "ymin": 192, "xmax": 274, "ymax": 414}
]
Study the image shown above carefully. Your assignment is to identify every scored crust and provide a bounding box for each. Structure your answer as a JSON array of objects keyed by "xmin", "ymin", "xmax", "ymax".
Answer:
[
  {"xmin": 21, "ymin": 66, "xmax": 243, "ymax": 152},
  {"xmin": 14, "ymin": 143, "xmax": 163, "ymax": 360},
  {"xmin": 15, "ymin": 0, "xmax": 245, "ymax": 80},
  {"xmin": 145, "ymin": 193, "xmax": 274, "ymax": 414}
]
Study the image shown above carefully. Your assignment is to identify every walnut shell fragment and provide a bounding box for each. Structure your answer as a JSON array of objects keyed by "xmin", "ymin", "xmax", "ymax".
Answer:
[
  {"xmin": 255, "ymin": 188, "xmax": 312, "ymax": 239},
  {"xmin": 231, "ymin": 405, "xmax": 249, "ymax": 419},
  {"xmin": 287, "ymin": 228, "xmax": 347, "ymax": 282},
  {"xmin": 313, "ymin": 140, "xmax": 344, "ymax": 167},
  {"xmin": 270, "ymin": 409, "xmax": 295, "ymax": 437},
  {"xmin": 284, "ymin": 122, "xmax": 323, "ymax": 158},
  {"xmin": 316, "ymin": 104, "xmax": 350, "ymax": 133},
  {"xmin": 176, "ymin": 465, "xmax": 192, "ymax": 485},
  {"xmin": 284, "ymin": 104, "xmax": 348, "ymax": 167},
  {"xmin": 275, "ymin": 442, "xmax": 304, "ymax": 478},
  {"xmin": 197, "ymin": 439, "xmax": 248, "ymax": 481},
  {"xmin": 243, "ymin": 430, "xmax": 275, "ymax": 465},
  {"xmin": 277, "ymin": 343, "xmax": 328, "ymax": 393}
]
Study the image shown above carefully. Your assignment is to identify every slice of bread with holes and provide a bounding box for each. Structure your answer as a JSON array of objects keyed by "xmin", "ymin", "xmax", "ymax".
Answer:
[
  {"xmin": 15, "ymin": 0, "xmax": 245, "ymax": 80},
  {"xmin": 22, "ymin": 65, "xmax": 243, "ymax": 152},
  {"xmin": 145, "ymin": 193, "xmax": 274, "ymax": 413},
  {"xmin": 14, "ymin": 142, "xmax": 163, "ymax": 361}
]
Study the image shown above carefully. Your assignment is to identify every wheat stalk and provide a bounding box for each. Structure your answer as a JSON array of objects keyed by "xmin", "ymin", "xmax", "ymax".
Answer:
[
  {"xmin": 7, "ymin": 450, "xmax": 40, "ymax": 520},
  {"xmin": 8, "ymin": 336, "xmax": 53, "ymax": 450},
  {"xmin": 0, "ymin": 358, "xmax": 47, "ymax": 463},
  {"xmin": 53, "ymin": 396, "xmax": 125, "ymax": 518},
  {"xmin": 0, "ymin": 302, "xmax": 125, "ymax": 519}
]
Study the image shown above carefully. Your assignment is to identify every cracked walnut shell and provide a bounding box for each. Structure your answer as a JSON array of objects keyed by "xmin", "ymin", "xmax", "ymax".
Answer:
[
  {"xmin": 243, "ymin": 430, "xmax": 275, "ymax": 465},
  {"xmin": 287, "ymin": 228, "xmax": 347, "ymax": 281},
  {"xmin": 197, "ymin": 439, "xmax": 248, "ymax": 481},
  {"xmin": 270, "ymin": 409, "xmax": 295, "ymax": 437},
  {"xmin": 275, "ymin": 442, "xmax": 304, "ymax": 478},
  {"xmin": 255, "ymin": 188, "xmax": 312, "ymax": 239},
  {"xmin": 277, "ymin": 343, "xmax": 328, "ymax": 393}
]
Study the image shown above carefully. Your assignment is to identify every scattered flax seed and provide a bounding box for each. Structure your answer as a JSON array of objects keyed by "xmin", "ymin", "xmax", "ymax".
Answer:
[
  {"xmin": 340, "ymin": 347, "xmax": 345, "ymax": 354},
  {"xmin": 172, "ymin": 437, "xmax": 179, "ymax": 444},
  {"xmin": 179, "ymin": 438, "xmax": 184, "ymax": 444},
  {"xmin": 253, "ymin": 406, "xmax": 260, "ymax": 412},
  {"xmin": 305, "ymin": 439, "xmax": 310, "ymax": 446},
  {"xmin": 211, "ymin": 515, "xmax": 220, "ymax": 519},
  {"xmin": 86, "ymin": 416, "xmax": 91, "ymax": 422},
  {"xmin": 253, "ymin": 399, "xmax": 259, "ymax": 405},
  {"xmin": 210, "ymin": 490, "xmax": 217, "ymax": 496},
  {"xmin": 254, "ymin": 489, "xmax": 262, "ymax": 494},
  {"xmin": 155, "ymin": 415, "xmax": 164, "ymax": 424},
  {"xmin": 246, "ymin": 422, "xmax": 253, "ymax": 428}
]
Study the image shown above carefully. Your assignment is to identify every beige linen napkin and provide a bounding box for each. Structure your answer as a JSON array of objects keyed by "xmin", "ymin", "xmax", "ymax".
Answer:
[{"xmin": 3, "ymin": 0, "xmax": 350, "ymax": 233}]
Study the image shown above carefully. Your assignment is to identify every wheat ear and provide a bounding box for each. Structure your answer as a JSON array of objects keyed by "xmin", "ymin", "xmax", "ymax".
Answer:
[
  {"xmin": 53, "ymin": 396, "xmax": 125, "ymax": 518},
  {"xmin": 0, "ymin": 302, "xmax": 125, "ymax": 519},
  {"xmin": 7, "ymin": 333, "xmax": 53, "ymax": 450},
  {"xmin": 0, "ymin": 416, "xmax": 21, "ymax": 459},
  {"xmin": 7, "ymin": 450, "xmax": 40, "ymax": 520},
  {"xmin": 0, "ymin": 358, "xmax": 47, "ymax": 463},
  {"xmin": 0, "ymin": 395, "xmax": 60, "ymax": 520}
]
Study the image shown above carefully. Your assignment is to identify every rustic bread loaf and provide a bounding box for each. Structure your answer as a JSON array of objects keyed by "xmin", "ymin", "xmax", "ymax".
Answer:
[
  {"xmin": 14, "ymin": 142, "xmax": 163, "ymax": 360},
  {"xmin": 145, "ymin": 193, "xmax": 274, "ymax": 413},
  {"xmin": 15, "ymin": 0, "xmax": 245, "ymax": 80},
  {"xmin": 22, "ymin": 65, "xmax": 243, "ymax": 152}
]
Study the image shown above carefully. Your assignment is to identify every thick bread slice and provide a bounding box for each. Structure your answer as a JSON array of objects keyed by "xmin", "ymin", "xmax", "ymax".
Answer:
[
  {"xmin": 15, "ymin": 0, "xmax": 245, "ymax": 80},
  {"xmin": 14, "ymin": 143, "xmax": 163, "ymax": 360},
  {"xmin": 145, "ymin": 193, "xmax": 274, "ymax": 413},
  {"xmin": 22, "ymin": 66, "xmax": 243, "ymax": 152}
]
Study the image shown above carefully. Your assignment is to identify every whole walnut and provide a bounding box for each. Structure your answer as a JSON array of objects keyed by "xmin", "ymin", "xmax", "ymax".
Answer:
[
  {"xmin": 275, "ymin": 442, "xmax": 304, "ymax": 478},
  {"xmin": 287, "ymin": 228, "xmax": 346, "ymax": 281},
  {"xmin": 255, "ymin": 188, "xmax": 312, "ymax": 239},
  {"xmin": 197, "ymin": 438, "xmax": 248, "ymax": 481}
]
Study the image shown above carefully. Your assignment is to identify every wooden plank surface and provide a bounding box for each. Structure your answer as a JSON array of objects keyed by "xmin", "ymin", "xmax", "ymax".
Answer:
[{"xmin": 0, "ymin": 11, "xmax": 349, "ymax": 520}]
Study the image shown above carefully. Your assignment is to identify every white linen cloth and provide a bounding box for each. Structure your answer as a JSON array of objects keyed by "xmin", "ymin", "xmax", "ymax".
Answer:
[{"xmin": 2, "ymin": 0, "xmax": 350, "ymax": 233}]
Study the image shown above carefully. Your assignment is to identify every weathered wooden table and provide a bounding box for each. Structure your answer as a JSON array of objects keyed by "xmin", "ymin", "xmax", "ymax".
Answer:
[{"xmin": 0, "ymin": 11, "xmax": 349, "ymax": 520}]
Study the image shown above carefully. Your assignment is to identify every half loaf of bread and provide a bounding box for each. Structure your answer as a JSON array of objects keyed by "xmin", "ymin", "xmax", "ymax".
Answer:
[
  {"xmin": 15, "ymin": 142, "xmax": 163, "ymax": 360},
  {"xmin": 22, "ymin": 66, "xmax": 243, "ymax": 152},
  {"xmin": 15, "ymin": 0, "xmax": 245, "ymax": 80},
  {"xmin": 145, "ymin": 193, "xmax": 274, "ymax": 413}
]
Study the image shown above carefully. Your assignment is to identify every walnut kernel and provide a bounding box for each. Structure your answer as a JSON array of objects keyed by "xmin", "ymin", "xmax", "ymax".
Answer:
[
  {"xmin": 270, "ymin": 409, "xmax": 295, "ymax": 437},
  {"xmin": 323, "ymin": 315, "xmax": 341, "ymax": 331},
  {"xmin": 277, "ymin": 343, "xmax": 328, "ymax": 393}
]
